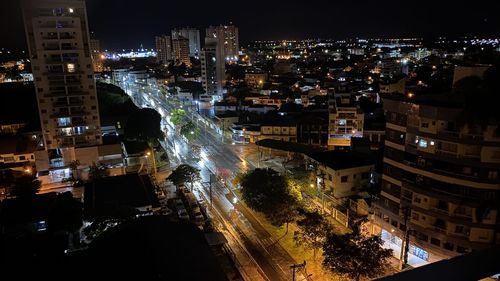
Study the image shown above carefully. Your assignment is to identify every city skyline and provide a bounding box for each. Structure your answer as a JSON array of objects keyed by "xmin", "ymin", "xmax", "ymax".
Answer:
[{"xmin": 1, "ymin": 0, "xmax": 500, "ymax": 50}]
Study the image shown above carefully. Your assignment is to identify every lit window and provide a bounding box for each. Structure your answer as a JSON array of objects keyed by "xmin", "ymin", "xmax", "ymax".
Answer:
[
  {"xmin": 69, "ymin": 8, "xmax": 74, "ymax": 13},
  {"xmin": 418, "ymin": 139, "xmax": 428, "ymax": 148},
  {"xmin": 67, "ymin": 63, "xmax": 75, "ymax": 73}
]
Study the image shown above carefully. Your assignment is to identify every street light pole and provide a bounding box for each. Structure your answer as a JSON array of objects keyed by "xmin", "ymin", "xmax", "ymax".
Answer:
[{"xmin": 147, "ymin": 150, "xmax": 157, "ymax": 177}]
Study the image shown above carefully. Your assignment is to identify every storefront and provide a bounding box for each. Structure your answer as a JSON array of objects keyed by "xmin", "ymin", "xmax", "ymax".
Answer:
[{"xmin": 381, "ymin": 229, "xmax": 429, "ymax": 268}]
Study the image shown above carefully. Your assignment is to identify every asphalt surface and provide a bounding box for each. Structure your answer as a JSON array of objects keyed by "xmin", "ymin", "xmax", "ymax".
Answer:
[{"xmin": 115, "ymin": 80, "xmax": 306, "ymax": 281}]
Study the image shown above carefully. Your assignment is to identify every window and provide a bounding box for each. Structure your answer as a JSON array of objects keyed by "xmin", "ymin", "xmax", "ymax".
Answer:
[
  {"xmin": 412, "ymin": 212, "xmax": 419, "ymax": 221},
  {"xmin": 341, "ymin": 176, "xmax": 348, "ymax": 183},
  {"xmin": 455, "ymin": 225, "xmax": 464, "ymax": 233},
  {"xmin": 443, "ymin": 242, "xmax": 454, "ymax": 251},
  {"xmin": 37, "ymin": 88, "xmax": 44, "ymax": 92},
  {"xmin": 361, "ymin": 172, "xmax": 370, "ymax": 179},
  {"xmin": 39, "ymin": 99, "xmax": 45, "ymax": 103},
  {"xmin": 488, "ymin": 171, "xmax": 498, "ymax": 180},
  {"xmin": 67, "ymin": 63, "xmax": 75, "ymax": 73},
  {"xmin": 328, "ymin": 175, "xmax": 332, "ymax": 181},
  {"xmin": 91, "ymin": 106, "xmax": 96, "ymax": 110},
  {"xmin": 456, "ymin": 246, "xmax": 469, "ymax": 254},
  {"xmin": 414, "ymin": 196, "xmax": 421, "ymax": 203},
  {"xmin": 19, "ymin": 156, "xmax": 26, "ymax": 161},
  {"xmin": 41, "ymin": 109, "xmax": 47, "ymax": 114},
  {"xmin": 421, "ymin": 122, "xmax": 429, "ymax": 128},
  {"xmin": 430, "ymin": 237, "xmax": 441, "ymax": 246},
  {"xmin": 353, "ymin": 174, "xmax": 357, "ymax": 179},
  {"xmin": 418, "ymin": 139, "xmax": 428, "ymax": 148}
]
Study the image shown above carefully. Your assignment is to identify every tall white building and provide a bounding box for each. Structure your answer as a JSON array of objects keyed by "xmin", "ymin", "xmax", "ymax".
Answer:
[
  {"xmin": 155, "ymin": 35, "xmax": 171, "ymax": 65},
  {"xmin": 22, "ymin": 0, "xmax": 102, "ymax": 169},
  {"xmin": 171, "ymin": 28, "xmax": 200, "ymax": 58},
  {"xmin": 206, "ymin": 24, "xmax": 239, "ymax": 62},
  {"xmin": 201, "ymin": 38, "xmax": 225, "ymax": 98}
]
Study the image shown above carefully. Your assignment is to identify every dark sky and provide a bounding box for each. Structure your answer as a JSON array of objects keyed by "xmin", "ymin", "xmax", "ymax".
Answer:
[{"xmin": 1, "ymin": 0, "xmax": 499, "ymax": 50}]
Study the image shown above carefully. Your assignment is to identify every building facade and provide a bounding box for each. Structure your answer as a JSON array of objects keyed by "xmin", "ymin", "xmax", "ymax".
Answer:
[
  {"xmin": 206, "ymin": 24, "xmax": 239, "ymax": 62},
  {"xmin": 373, "ymin": 95, "xmax": 500, "ymax": 267},
  {"xmin": 201, "ymin": 38, "xmax": 225, "ymax": 97},
  {"xmin": 328, "ymin": 93, "xmax": 364, "ymax": 147},
  {"xmin": 155, "ymin": 35, "xmax": 171, "ymax": 65},
  {"xmin": 22, "ymin": 0, "xmax": 102, "ymax": 169},
  {"xmin": 172, "ymin": 36, "xmax": 191, "ymax": 67},
  {"xmin": 171, "ymin": 28, "xmax": 200, "ymax": 58}
]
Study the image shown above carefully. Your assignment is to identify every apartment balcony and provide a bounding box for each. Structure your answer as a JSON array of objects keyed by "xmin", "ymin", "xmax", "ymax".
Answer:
[
  {"xmin": 50, "ymin": 111, "xmax": 89, "ymax": 118},
  {"xmin": 43, "ymin": 70, "xmax": 84, "ymax": 75},
  {"xmin": 53, "ymin": 100, "xmax": 83, "ymax": 107}
]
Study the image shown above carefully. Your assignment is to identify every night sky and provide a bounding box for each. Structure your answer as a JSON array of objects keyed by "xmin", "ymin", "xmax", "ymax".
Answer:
[{"xmin": 1, "ymin": 0, "xmax": 499, "ymax": 50}]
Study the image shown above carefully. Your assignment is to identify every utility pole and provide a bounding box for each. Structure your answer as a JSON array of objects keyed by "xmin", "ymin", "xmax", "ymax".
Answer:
[{"xmin": 291, "ymin": 261, "xmax": 306, "ymax": 281}]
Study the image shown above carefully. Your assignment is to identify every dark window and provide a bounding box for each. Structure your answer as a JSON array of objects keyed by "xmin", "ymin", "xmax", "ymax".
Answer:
[
  {"xmin": 361, "ymin": 172, "xmax": 370, "ymax": 179},
  {"xmin": 41, "ymin": 109, "xmax": 47, "ymax": 113},
  {"xmin": 341, "ymin": 176, "xmax": 348, "ymax": 183},
  {"xmin": 443, "ymin": 242, "xmax": 454, "ymax": 251},
  {"xmin": 37, "ymin": 88, "xmax": 44, "ymax": 92},
  {"xmin": 19, "ymin": 156, "xmax": 26, "ymax": 160},
  {"xmin": 91, "ymin": 106, "xmax": 96, "ymax": 110},
  {"xmin": 456, "ymin": 246, "xmax": 469, "ymax": 254},
  {"xmin": 430, "ymin": 237, "xmax": 440, "ymax": 246}
]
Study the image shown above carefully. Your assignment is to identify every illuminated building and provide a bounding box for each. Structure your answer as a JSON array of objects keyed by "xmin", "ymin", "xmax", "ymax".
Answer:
[
  {"xmin": 206, "ymin": 24, "xmax": 239, "ymax": 62},
  {"xmin": 22, "ymin": 0, "xmax": 103, "ymax": 169},
  {"xmin": 171, "ymin": 28, "xmax": 200, "ymax": 58},
  {"xmin": 172, "ymin": 36, "xmax": 191, "ymax": 67},
  {"xmin": 155, "ymin": 35, "xmax": 172, "ymax": 65},
  {"xmin": 327, "ymin": 93, "xmax": 364, "ymax": 147},
  {"xmin": 201, "ymin": 38, "xmax": 224, "ymax": 98},
  {"xmin": 373, "ymin": 94, "xmax": 500, "ymax": 267}
]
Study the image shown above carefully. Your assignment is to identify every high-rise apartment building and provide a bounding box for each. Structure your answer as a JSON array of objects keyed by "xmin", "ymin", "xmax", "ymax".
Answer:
[
  {"xmin": 373, "ymin": 94, "xmax": 500, "ymax": 267},
  {"xmin": 201, "ymin": 38, "xmax": 225, "ymax": 97},
  {"xmin": 172, "ymin": 36, "xmax": 191, "ymax": 67},
  {"xmin": 205, "ymin": 24, "xmax": 239, "ymax": 62},
  {"xmin": 171, "ymin": 28, "xmax": 200, "ymax": 58},
  {"xmin": 89, "ymin": 38, "xmax": 100, "ymax": 54},
  {"xmin": 22, "ymin": 0, "xmax": 102, "ymax": 168},
  {"xmin": 155, "ymin": 35, "xmax": 171, "ymax": 65},
  {"xmin": 327, "ymin": 92, "xmax": 364, "ymax": 147}
]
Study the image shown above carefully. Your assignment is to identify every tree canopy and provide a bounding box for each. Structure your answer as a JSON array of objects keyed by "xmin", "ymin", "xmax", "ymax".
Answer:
[
  {"xmin": 167, "ymin": 164, "xmax": 201, "ymax": 190},
  {"xmin": 322, "ymin": 219, "xmax": 393, "ymax": 281},
  {"xmin": 240, "ymin": 168, "xmax": 301, "ymax": 228},
  {"xmin": 294, "ymin": 208, "xmax": 332, "ymax": 259},
  {"xmin": 124, "ymin": 108, "xmax": 164, "ymax": 146},
  {"xmin": 180, "ymin": 121, "xmax": 200, "ymax": 141},
  {"xmin": 47, "ymin": 191, "xmax": 83, "ymax": 234},
  {"xmin": 9, "ymin": 175, "xmax": 41, "ymax": 197}
]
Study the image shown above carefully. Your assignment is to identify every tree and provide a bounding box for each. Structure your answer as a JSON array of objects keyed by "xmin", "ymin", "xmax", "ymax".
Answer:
[
  {"xmin": 170, "ymin": 108, "xmax": 186, "ymax": 127},
  {"xmin": 124, "ymin": 108, "xmax": 164, "ymax": 146},
  {"xmin": 9, "ymin": 175, "xmax": 41, "ymax": 197},
  {"xmin": 240, "ymin": 168, "xmax": 301, "ymax": 230},
  {"xmin": 47, "ymin": 192, "xmax": 83, "ymax": 239},
  {"xmin": 180, "ymin": 121, "xmax": 200, "ymax": 141},
  {"xmin": 322, "ymin": 219, "xmax": 393, "ymax": 281},
  {"xmin": 294, "ymin": 208, "xmax": 332, "ymax": 260},
  {"xmin": 167, "ymin": 164, "xmax": 201, "ymax": 191},
  {"xmin": 88, "ymin": 163, "xmax": 108, "ymax": 181}
]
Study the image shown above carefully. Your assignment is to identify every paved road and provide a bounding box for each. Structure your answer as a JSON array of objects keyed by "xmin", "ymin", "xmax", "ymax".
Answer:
[{"xmin": 114, "ymin": 80, "xmax": 307, "ymax": 281}]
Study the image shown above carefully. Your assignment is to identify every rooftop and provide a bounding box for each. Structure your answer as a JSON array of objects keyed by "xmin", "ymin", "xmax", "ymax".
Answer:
[
  {"xmin": 84, "ymin": 173, "xmax": 159, "ymax": 218},
  {"xmin": 0, "ymin": 135, "xmax": 38, "ymax": 155},
  {"xmin": 306, "ymin": 150, "xmax": 375, "ymax": 170}
]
